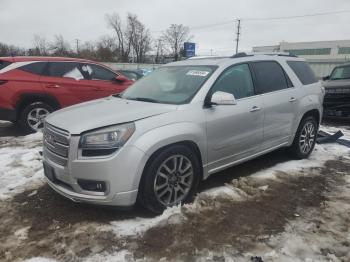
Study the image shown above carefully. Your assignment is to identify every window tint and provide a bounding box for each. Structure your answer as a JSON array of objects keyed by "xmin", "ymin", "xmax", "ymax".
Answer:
[
  {"xmin": 81, "ymin": 64, "xmax": 116, "ymax": 81},
  {"xmin": 19, "ymin": 62, "xmax": 47, "ymax": 75},
  {"xmin": 47, "ymin": 62, "xmax": 84, "ymax": 80},
  {"xmin": 211, "ymin": 64, "xmax": 255, "ymax": 99},
  {"xmin": 252, "ymin": 61, "xmax": 289, "ymax": 94},
  {"xmin": 0, "ymin": 60, "xmax": 12, "ymax": 71},
  {"xmin": 287, "ymin": 61, "xmax": 317, "ymax": 85}
]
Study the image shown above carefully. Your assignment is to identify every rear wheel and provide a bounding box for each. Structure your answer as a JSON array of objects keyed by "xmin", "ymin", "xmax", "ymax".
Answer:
[
  {"xmin": 19, "ymin": 102, "xmax": 53, "ymax": 132},
  {"xmin": 138, "ymin": 145, "xmax": 200, "ymax": 214},
  {"xmin": 289, "ymin": 116, "xmax": 318, "ymax": 159}
]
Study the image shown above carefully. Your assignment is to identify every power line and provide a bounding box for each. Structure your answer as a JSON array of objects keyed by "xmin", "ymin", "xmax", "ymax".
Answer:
[
  {"xmin": 243, "ymin": 9, "xmax": 350, "ymax": 21},
  {"xmin": 155, "ymin": 9, "xmax": 350, "ymax": 33}
]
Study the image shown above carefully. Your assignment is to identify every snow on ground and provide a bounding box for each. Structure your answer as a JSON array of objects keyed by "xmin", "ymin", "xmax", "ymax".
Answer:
[{"xmin": 0, "ymin": 132, "xmax": 44, "ymax": 199}]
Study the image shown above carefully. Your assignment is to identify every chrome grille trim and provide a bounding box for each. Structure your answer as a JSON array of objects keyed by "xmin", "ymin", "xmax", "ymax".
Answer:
[{"xmin": 43, "ymin": 123, "xmax": 70, "ymax": 166}]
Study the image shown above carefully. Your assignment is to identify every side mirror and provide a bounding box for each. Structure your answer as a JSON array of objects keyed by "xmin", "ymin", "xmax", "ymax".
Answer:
[
  {"xmin": 209, "ymin": 91, "xmax": 237, "ymax": 106},
  {"xmin": 322, "ymin": 75, "xmax": 330, "ymax": 81},
  {"xmin": 114, "ymin": 75, "xmax": 129, "ymax": 83}
]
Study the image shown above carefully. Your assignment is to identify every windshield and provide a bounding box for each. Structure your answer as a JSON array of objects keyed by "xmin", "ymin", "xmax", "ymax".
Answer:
[
  {"xmin": 330, "ymin": 65, "xmax": 350, "ymax": 80},
  {"xmin": 121, "ymin": 66, "xmax": 216, "ymax": 104}
]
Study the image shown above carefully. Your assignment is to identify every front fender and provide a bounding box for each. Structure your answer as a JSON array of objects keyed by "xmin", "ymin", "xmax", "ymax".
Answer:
[
  {"xmin": 133, "ymin": 122, "xmax": 207, "ymax": 161},
  {"xmin": 129, "ymin": 122, "xmax": 207, "ymax": 190}
]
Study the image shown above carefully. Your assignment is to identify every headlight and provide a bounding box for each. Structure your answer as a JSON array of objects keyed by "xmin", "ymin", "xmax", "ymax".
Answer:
[{"xmin": 79, "ymin": 122, "xmax": 135, "ymax": 157}]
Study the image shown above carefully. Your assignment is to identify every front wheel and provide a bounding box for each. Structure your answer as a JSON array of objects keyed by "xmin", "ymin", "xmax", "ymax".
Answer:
[
  {"xmin": 19, "ymin": 102, "xmax": 53, "ymax": 133},
  {"xmin": 138, "ymin": 145, "xmax": 200, "ymax": 214},
  {"xmin": 289, "ymin": 116, "xmax": 318, "ymax": 159}
]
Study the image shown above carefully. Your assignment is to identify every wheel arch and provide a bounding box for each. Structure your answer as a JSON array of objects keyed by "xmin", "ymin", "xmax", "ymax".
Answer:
[
  {"xmin": 16, "ymin": 93, "xmax": 61, "ymax": 117},
  {"xmin": 137, "ymin": 140, "xmax": 204, "ymax": 193}
]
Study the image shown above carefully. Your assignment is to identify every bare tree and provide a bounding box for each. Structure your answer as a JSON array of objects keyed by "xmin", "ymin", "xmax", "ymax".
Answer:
[
  {"xmin": 162, "ymin": 24, "xmax": 191, "ymax": 61},
  {"xmin": 78, "ymin": 41, "xmax": 97, "ymax": 60},
  {"xmin": 32, "ymin": 34, "xmax": 49, "ymax": 55},
  {"xmin": 49, "ymin": 35, "xmax": 71, "ymax": 56},
  {"xmin": 96, "ymin": 36, "xmax": 118, "ymax": 61},
  {"xmin": 155, "ymin": 38, "xmax": 165, "ymax": 64},
  {"xmin": 126, "ymin": 14, "xmax": 151, "ymax": 63},
  {"xmin": 0, "ymin": 42, "xmax": 25, "ymax": 56},
  {"xmin": 106, "ymin": 13, "xmax": 131, "ymax": 62}
]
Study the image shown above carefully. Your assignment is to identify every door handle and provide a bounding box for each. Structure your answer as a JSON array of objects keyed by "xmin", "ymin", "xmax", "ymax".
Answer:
[
  {"xmin": 46, "ymin": 84, "xmax": 60, "ymax": 89},
  {"xmin": 250, "ymin": 106, "xmax": 261, "ymax": 112},
  {"xmin": 289, "ymin": 97, "xmax": 297, "ymax": 102}
]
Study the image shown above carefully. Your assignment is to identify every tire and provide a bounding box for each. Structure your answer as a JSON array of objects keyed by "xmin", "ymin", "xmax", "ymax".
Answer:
[
  {"xmin": 289, "ymin": 116, "xmax": 318, "ymax": 159},
  {"xmin": 138, "ymin": 145, "xmax": 201, "ymax": 214},
  {"xmin": 19, "ymin": 102, "xmax": 54, "ymax": 133}
]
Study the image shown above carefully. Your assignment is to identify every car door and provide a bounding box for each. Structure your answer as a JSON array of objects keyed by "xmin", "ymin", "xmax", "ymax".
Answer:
[
  {"xmin": 250, "ymin": 61, "xmax": 299, "ymax": 150},
  {"xmin": 79, "ymin": 63, "xmax": 128, "ymax": 97},
  {"xmin": 205, "ymin": 63, "xmax": 264, "ymax": 174},
  {"xmin": 40, "ymin": 62, "xmax": 101, "ymax": 107}
]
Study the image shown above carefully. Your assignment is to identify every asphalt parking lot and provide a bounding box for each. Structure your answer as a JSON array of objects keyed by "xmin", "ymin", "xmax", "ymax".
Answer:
[{"xmin": 0, "ymin": 120, "xmax": 349, "ymax": 262}]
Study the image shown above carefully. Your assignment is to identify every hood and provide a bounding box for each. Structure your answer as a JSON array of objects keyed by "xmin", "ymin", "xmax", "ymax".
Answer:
[
  {"xmin": 323, "ymin": 79, "xmax": 350, "ymax": 89},
  {"xmin": 45, "ymin": 97, "xmax": 177, "ymax": 134}
]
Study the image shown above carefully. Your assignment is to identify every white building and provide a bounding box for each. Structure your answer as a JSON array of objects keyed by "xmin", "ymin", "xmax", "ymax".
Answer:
[{"xmin": 253, "ymin": 40, "xmax": 350, "ymax": 78}]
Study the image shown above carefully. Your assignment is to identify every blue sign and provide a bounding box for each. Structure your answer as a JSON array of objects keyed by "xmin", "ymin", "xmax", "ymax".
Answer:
[{"xmin": 184, "ymin": 42, "xmax": 196, "ymax": 57}]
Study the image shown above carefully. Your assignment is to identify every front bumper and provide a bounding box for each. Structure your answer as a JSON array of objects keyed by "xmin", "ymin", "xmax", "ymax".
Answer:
[
  {"xmin": 43, "ymin": 136, "xmax": 148, "ymax": 207},
  {"xmin": 0, "ymin": 107, "xmax": 16, "ymax": 121},
  {"xmin": 323, "ymin": 88, "xmax": 350, "ymax": 118}
]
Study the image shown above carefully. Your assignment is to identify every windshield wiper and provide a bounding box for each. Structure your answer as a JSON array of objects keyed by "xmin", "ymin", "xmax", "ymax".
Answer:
[{"xmin": 127, "ymin": 97, "xmax": 160, "ymax": 103}]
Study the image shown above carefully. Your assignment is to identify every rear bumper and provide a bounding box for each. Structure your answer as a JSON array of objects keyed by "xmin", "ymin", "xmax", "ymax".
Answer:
[{"xmin": 0, "ymin": 107, "xmax": 17, "ymax": 121}]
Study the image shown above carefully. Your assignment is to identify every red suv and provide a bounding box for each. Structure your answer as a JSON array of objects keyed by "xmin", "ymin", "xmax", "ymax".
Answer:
[{"xmin": 0, "ymin": 56, "xmax": 133, "ymax": 132}]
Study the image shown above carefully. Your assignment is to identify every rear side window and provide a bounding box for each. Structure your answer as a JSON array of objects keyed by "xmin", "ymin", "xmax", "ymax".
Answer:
[
  {"xmin": 19, "ymin": 62, "xmax": 47, "ymax": 75},
  {"xmin": 46, "ymin": 62, "xmax": 84, "ymax": 80},
  {"xmin": 287, "ymin": 61, "xmax": 317, "ymax": 85},
  {"xmin": 251, "ymin": 61, "xmax": 290, "ymax": 94},
  {"xmin": 0, "ymin": 60, "xmax": 12, "ymax": 70}
]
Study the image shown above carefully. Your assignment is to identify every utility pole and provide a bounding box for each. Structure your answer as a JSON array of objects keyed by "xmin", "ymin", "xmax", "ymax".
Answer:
[
  {"xmin": 235, "ymin": 19, "xmax": 241, "ymax": 54},
  {"xmin": 75, "ymin": 39, "xmax": 80, "ymax": 55},
  {"xmin": 210, "ymin": 49, "xmax": 213, "ymax": 56}
]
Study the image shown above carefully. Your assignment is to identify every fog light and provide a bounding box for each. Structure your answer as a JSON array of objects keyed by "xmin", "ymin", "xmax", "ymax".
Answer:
[{"xmin": 77, "ymin": 179, "xmax": 106, "ymax": 192}]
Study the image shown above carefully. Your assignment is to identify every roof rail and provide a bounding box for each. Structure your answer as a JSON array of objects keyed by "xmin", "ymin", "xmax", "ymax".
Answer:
[
  {"xmin": 187, "ymin": 56, "xmax": 230, "ymax": 60},
  {"xmin": 231, "ymin": 52, "xmax": 297, "ymax": 58}
]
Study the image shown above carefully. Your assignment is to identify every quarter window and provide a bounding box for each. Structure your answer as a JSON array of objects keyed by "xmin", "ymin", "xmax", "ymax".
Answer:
[
  {"xmin": 0, "ymin": 60, "xmax": 12, "ymax": 71},
  {"xmin": 287, "ymin": 61, "xmax": 317, "ymax": 85},
  {"xmin": 211, "ymin": 64, "xmax": 255, "ymax": 99},
  {"xmin": 47, "ymin": 62, "xmax": 84, "ymax": 80},
  {"xmin": 81, "ymin": 64, "xmax": 116, "ymax": 81},
  {"xmin": 252, "ymin": 61, "xmax": 289, "ymax": 94}
]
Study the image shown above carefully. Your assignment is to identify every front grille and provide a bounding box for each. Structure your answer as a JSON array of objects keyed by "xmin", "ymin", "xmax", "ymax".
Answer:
[{"xmin": 43, "ymin": 123, "xmax": 70, "ymax": 166}]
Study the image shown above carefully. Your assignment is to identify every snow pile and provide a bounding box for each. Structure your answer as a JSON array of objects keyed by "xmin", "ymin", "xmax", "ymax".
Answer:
[
  {"xmin": 111, "ymin": 205, "xmax": 183, "ymax": 237},
  {"xmin": 0, "ymin": 132, "xmax": 44, "ymax": 199},
  {"xmin": 251, "ymin": 142, "xmax": 350, "ymax": 180}
]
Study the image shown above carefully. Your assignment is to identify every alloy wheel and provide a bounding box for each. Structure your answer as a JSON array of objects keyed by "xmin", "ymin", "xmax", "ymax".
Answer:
[
  {"xmin": 27, "ymin": 107, "xmax": 50, "ymax": 131},
  {"xmin": 299, "ymin": 121, "xmax": 316, "ymax": 154},
  {"xmin": 153, "ymin": 154, "xmax": 194, "ymax": 206}
]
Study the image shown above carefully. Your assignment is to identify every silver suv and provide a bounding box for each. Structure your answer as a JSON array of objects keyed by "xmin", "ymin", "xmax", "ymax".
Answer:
[{"xmin": 43, "ymin": 53, "xmax": 324, "ymax": 213}]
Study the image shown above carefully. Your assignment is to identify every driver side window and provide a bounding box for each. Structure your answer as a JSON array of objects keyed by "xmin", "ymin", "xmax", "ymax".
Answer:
[
  {"xmin": 81, "ymin": 64, "xmax": 116, "ymax": 81},
  {"xmin": 211, "ymin": 64, "xmax": 255, "ymax": 100}
]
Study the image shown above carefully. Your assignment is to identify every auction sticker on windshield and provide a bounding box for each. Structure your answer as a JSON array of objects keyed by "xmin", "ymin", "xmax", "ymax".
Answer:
[{"xmin": 186, "ymin": 70, "xmax": 210, "ymax": 77}]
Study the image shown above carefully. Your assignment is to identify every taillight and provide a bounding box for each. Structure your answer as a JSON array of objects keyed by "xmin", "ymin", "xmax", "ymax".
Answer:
[{"xmin": 0, "ymin": 80, "xmax": 8, "ymax": 85}]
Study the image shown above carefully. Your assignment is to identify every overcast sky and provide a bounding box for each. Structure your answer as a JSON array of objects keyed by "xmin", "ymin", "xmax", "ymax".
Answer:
[{"xmin": 1, "ymin": 0, "xmax": 350, "ymax": 56}]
